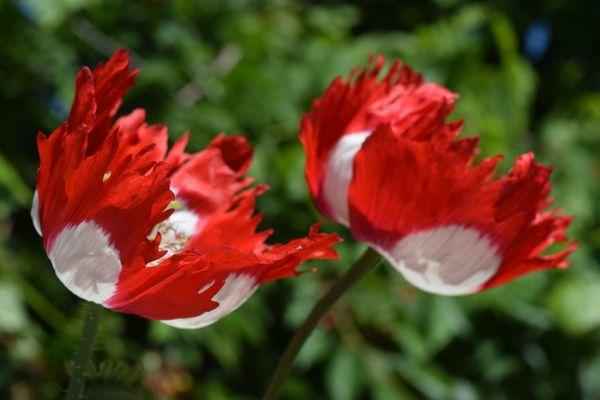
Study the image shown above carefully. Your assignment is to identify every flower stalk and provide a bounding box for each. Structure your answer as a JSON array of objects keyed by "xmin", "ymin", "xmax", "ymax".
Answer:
[
  {"xmin": 263, "ymin": 247, "xmax": 382, "ymax": 400},
  {"xmin": 66, "ymin": 302, "xmax": 102, "ymax": 400}
]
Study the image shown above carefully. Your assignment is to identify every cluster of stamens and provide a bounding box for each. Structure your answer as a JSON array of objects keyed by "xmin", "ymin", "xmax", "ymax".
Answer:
[{"xmin": 147, "ymin": 201, "xmax": 198, "ymax": 267}]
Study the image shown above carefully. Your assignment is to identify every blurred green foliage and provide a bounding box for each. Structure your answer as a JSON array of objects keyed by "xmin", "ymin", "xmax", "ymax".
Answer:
[{"xmin": 0, "ymin": 0, "xmax": 599, "ymax": 399}]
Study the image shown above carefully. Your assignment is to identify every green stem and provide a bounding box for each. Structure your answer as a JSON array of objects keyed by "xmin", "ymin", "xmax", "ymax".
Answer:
[
  {"xmin": 65, "ymin": 302, "xmax": 102, "ymax": 400},
  {"xmin": 263, "ymin": 247, "xmax": 382, "ymax": 400}
]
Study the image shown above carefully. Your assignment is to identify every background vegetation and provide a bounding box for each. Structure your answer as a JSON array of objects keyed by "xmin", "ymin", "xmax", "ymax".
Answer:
[{"xmin": 0, "ymin": 0, "xmax": 598, "ymax": 399}]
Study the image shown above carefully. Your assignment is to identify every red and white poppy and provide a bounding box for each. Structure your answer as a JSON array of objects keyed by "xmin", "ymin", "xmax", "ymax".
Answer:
[
  {"xmin": 32, "ymin": 50, "xmax": 340, "ymax": 328},
  {"xmin": 301, "ymin": 56, "xmax": 576, "ymax": 295}
]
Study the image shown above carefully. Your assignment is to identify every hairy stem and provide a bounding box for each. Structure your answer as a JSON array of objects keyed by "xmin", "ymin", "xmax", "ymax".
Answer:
[{"xmin": 65, "ymin": 302, "xmax": 102, "ymax": 400}]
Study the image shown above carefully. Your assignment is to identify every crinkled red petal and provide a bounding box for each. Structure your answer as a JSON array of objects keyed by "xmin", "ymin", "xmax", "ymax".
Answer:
[
  {"xmin": 348, "ymin": 124, "xmax": 576, "ymax": 289},
  {"xmin": 303, "ymin": 55, "xmax": 575, "ymax": 290},
  {"xmin": 37, "ymin": 50, "xmax": 341, "ymax": 322},
  {"xmin": 68, "ymin": 49, "xmax": 138, "ymax": 155},
  {"xmin": 168, "ymin": 134, "xmax": 255, "ymax": 216},
  {"xmin": 107, "ymin": 137, "xmax": 340, "ymax": 320},
  {"xmin": 111, "ymin": 108, "xmax": 169, "ymax": 167},
  {"xmin": 37, "ymin": 51, "xmax": 172, "ymax": 269},
  {"xmin": 108, "ymin": 191, "xmax": 341, "ymax": 319},
  {"xmin": 348, "ymin": 125, "xmax": 499, "ymax": 249},
  {"xmin": 300, "ymin": 54, "xmax": 456, "ymax": 218}
]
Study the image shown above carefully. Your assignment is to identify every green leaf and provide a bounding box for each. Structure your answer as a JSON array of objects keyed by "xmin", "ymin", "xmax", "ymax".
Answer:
[
  {"xmin": 326, "ymin": 348, "xmax": 362, "ymax": 400},
  {"xmin": 579, "ymin": 352, "xmax": 600, "ymax": 399},
  {"xmin": 0, "ymin": 281, "xmax": 27, "ymax": 333},
  {"xmin": 0, "ymin": 153, "xmax": 32, "ymax": 208},
  {"xmin": 16, "ymin": 0, "xmax": 100, "ymax": 28},
  {"xmin": 394, "ymin": 357, "xmax": 452, "ymax": 400},
  {"xmin": 296, "ymin": 328, "xmax": 334, "ymax": 369},
  {"xmin": 426, "ymin": 297, "xmax": 470, "ymax": 354},
  {"xmin": 546, "ymin": 276, "xmax": 600, "ymax": 335}
]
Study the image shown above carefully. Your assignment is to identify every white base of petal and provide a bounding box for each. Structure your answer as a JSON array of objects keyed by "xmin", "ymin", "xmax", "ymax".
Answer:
[
  {"xmin": 31, "ymin": 190, "xmax": 41, "ymax": 236},
  {"xmin": 379, "ymin": 225, "xmax": 501, "ymax": 295},
  {"xmin": 48, "ymin": 221, "xmax": 122, "ymax": 304},
  {"xmin": 323, "ymin": 131, "xmax": 370, "ymax": 226},
  {"xmin": 161, "ymin": 274, "xmax": 258, "ymax": 329}
]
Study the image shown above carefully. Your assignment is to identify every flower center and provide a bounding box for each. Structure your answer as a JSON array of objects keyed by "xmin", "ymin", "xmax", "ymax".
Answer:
[{"xmin": 147, "ymin": 202, "xmax": 199, "ymax": 267}]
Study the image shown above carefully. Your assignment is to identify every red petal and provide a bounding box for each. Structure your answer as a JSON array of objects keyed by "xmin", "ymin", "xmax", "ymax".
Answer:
[
  {"xmin": 301, "ymin": 55, "xmax": 456, "ymax": 219},
  {"xmin": 36, "ymin": 51, "xmax": 341, "ymax": 324},
  {"xmin": 482, "ymin": 155, "xmax": 577, "ymax": 287},
  {"xmin": 209, "ymin": 134, "xmax": 254, "ymax": 174},
  {"xmin": 169, "ymin": 134, "xmax": 255, "ymax": 216},
  {"xmin": 108, "ymin": 222, "xmax": 340, "ymax": 320},
  {"xmin": 303, "ymin": 56, "xmax": 575, "ymax": 292},
  {"xmin": 37, "ymin": 124, "xmax": 174, "ymax": 265},
  {"xmin": 110, "ymin": 109, "xmax": 169, "ymax": 168},
  {"xmin": 108, "ymin": 141, "xmax": 341, "ymax": 320},
  {"xmin": 348, "ymin": 123, "xmax": 575, "ymax": 291},
  {"xmin": 67, "ymin": 49, "xmax": 138, "ymax": 155},
  {"xmin": 348, "ymin": 125, "xmax": 499, "ymax": 249}
]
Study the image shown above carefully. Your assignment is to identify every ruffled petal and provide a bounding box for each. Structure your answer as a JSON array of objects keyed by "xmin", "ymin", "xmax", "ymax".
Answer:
[
  {"xmin": 300, "ymin": 55, "xmax": 456, "ymax": 223},
  {"xmin": 35, "ymin": 50, "xmax": 341, "ymax": 325},
  {"xmin": 107, "ymin": 225, "xmax": 339, "ymax": 325},
  {"xmin": 348, "ymin": 125, "xmax": 501, "ymax": 295},
  {"xmin": 34, "ymin": 51, "xmax": 174, "ymax": 305},
  {"xmin": 346, "ymin": 124, "xmax": 575, "ymax": 295},
  {"xmin": 349, "ymin": 126, "xmax": 499, "ymax": 248},
  {"xmin": 107, "ymin": 193, "xmax": 340, "ymax": 323},
  {"xmin": 107, "ymin": 164, "xmax": 340, "ymax": 323},
  {"xmin": 482, "ymin": 154, "xmax": 578, "ymax": 288},
  {"xmin": 303, "ymin": 55, "xmax": 576, "ymax": 295},
  {"xmin": 68, "ymin": 49, "xmax": 138, "ymax": 155},
  {"xmin": 35, "ymin": 125, "xmax": 174, "ymax": 304},
  {"xmin": 169, "ymin": 134, "xmax": 254, "ymax": 217},
  {"xmin": 111, "ymin": 108, "xmax": 169, "ymax": 166}
]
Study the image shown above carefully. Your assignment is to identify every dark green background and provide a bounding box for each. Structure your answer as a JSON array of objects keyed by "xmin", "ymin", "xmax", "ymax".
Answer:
[{"xmin": 0, "ymin": 0, "xmax": 598, "ymax": 399}]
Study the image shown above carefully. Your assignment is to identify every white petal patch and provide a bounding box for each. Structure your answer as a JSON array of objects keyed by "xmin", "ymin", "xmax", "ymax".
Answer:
[
  {"xmin": 31, "ymin": 190, "xmax": 41, "ymax": 236},
  {"xmin": 147, "ymin": 209, "xmax": 199, "ymax": 267},
  {"xmin": 379, "ymin": 225, "xmax": 501, "ymax": 295},
  {"xmin": 323, "ymin": 131, "xmax": 371, "ymax": 226},
  {"xmin": 48, "ymin": 221, "xmax": 122, "ymax": 304},
  {"xmin": 161, "ymin": 274, "xmax": 258, "ymax": 329}
]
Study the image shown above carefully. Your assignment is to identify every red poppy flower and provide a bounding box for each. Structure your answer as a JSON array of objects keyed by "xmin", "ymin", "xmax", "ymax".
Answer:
[
  {"xmin": 300, "ymin": 56, "xmax": 576, "ymax": 295},
  {"xmin": 32, "ymin": 50, "xmax": 340, "ymax": 328}
]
